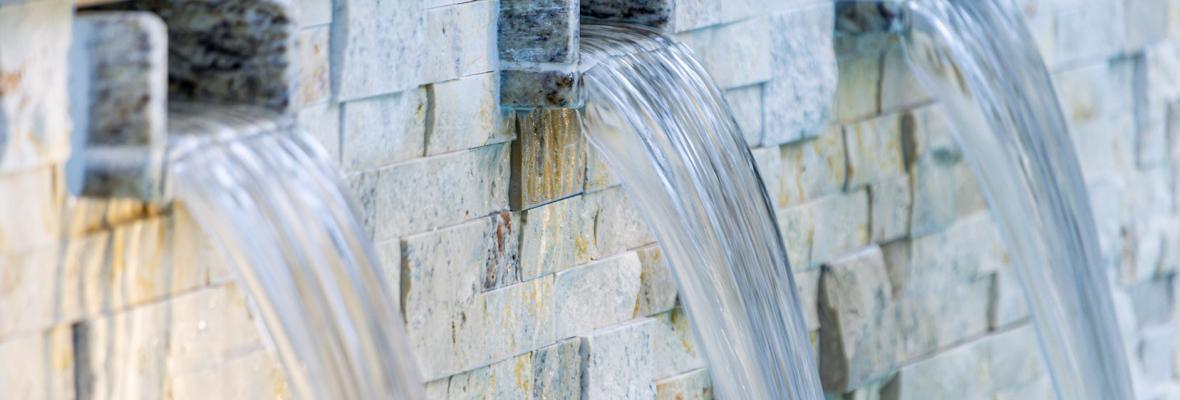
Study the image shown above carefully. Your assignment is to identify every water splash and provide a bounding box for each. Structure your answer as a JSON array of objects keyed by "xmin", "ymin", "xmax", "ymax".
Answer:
[
  {"xmin": 896, "ymin": 1, "xmax": 1135, "ymax": 398},
  {"xmin": 579, "ymin": 23, "xmax": 824, "ymax": 400},
  {"xmin": 168, "ymin": 105, "xmax": 425, "ymax": 399}
]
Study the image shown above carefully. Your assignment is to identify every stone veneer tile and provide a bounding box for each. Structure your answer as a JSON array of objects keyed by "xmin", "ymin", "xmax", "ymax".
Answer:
[
  {"xmin": 903, "ymin": 212, "xmax": 1008, "ymax": 296},
  {"xmin": 0, "ymin": 166, "xmax": 62, "ymax": 253},
  {"xmin": 296, "ymin": 26, "xmax": 331, "ymax": 107},
  {"xmin": 582, "ymin": 320, "xmax": 656, "ymax": 399},
  {"xmin": 879, "ymin": 39, "xmax": 931, "ymax": 113},
  {"xmin": 166, "ymin": 351, "xmax": 290, "ymax": 400},
  {"xmin": 426, "ymin": 72, "xmax": 510, "ymax": 155},
  {"xmin": 341, "ymin": 88, "xmax": 427, "ymax": 171},
  {"xmin": 359, "ymin": 142, "xmax": 510, "ymax": 242},
  {"xmin": 532, "ymin": 338, "xmax": 584, "ymax": 399},
  {"xmin": 0, "ymin": 0, "xmax": 73, "ymax": 174},
  {"xmin": 892, "ymin": 326, "xmax": 1046, "ymax": 399},
  {"xmin": 809, "ymin": 189, "xmax": 870, "ymax": 268},
  {"xmin": 499, "ymin": 0, "xmax": 579, "ymax": 64},
  {"xmin": 553, "ymin": 252, "xmax": 643, "ymax": 339},
  {"xmin": 763, "ymin": 4, "xmax": 838, "ymax": 146},
  {"xmin": 296, "ymin": 101, "xmax": 341, "ymax": 163},
  {"xmin": 818, "ymin": 246, "xmax": 897, "ymax": 392},
  {"xmin": 441, "ymin": 352, "xmax": 534, "ymax": 399},
  {"xmin": 635, "ymin": 245, "xmax": 678, "ymax": 317},
  {"xmin": 331, "ymin": 0, "xmax": 423, "ymax": 100},
  {"xmin": 374, "ymin": 237, "xmax": 402, "ymax": 311},
  {"xmin": 773, "ymin": 128, "xmax": 847, "ymax": 209},
  {"xmin": 299, "ymin": 0, "xmax": 332, "ymax": 27},
  {"xmin": 832, "ymin": 49, "xmax": 882, "ymax": 123},
  {"xmin": 654, "ymin": 368, "xmax": 713, "ymax": 400},
  {"xmin": 651, "ymin": 308, "xmax": 705, "ymax": 380},
  {"xmin": 676, "ymin": 17, "xmax": 772, "ymax": 90},
  {"xmin": 501, "ymin": 69, "xmax": 582, "ymax": 108},
  {"xmin": 574, "ymin": 187, "xmax": 655, "ymax": 263},
  {"xmin": 869, "ymin": 174, "xmax": 912, "ymax": 243},
  {"xmin": 1053, "ymin": 0, "xmax": 1125, "ymax": 68},
  {"xmin": 777, "ymin": 202, "xmax": 815, "ymax": 270},
  {"xmin": 519, "ymin": 195, "xmax": 582, "ymax": 281},
  {"xmin": 989, "ymin": 267, "xmax": 1030, "ymax": 329},
  {"xmin": 724, "ymin": 84, "xmax": 765, "ymax": 145},
  {"xmin": 581, "ymin": 0, "xmax": 673, "ymax": 28},
  {"xmin": 423, "ymin": 0, "xmax": 497, "ymax": 83},
  {"xmin": 843, "ymin": 113, "xmax": 906, "ymax": 189},
  {"xmin": 0, "ymin": 326, "xmax": 73, "ymax": 399},
  {"xmin": 511, "ymin": 108, "xmax": 587, "ymax": 210},
  {"xmin": 585, "ymin": 136, "xmax": 621, "ymax": 193}
]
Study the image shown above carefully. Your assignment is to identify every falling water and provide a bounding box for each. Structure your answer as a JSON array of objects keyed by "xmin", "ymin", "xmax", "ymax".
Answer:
[
  {"xmin": 167, "ymin": 105, "xmax": 425, "ymax": 400},
  {"xmin": 579, "ymin": 23, "xmax": 824, "ymax": 400},
  {"xmin": 895, "ymin": 0, "xmax": 1135, "ymax": 398}
]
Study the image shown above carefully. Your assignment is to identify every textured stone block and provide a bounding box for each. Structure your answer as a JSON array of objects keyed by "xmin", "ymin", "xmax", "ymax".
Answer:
[
  {"xmin": 296, "ymin": 26, "xmax": 331, "ymax": 106},
  {"xmin": 441, "ymin": 352, "xmax": 533, "ymax": 399},
  {"xmin": 651, "ymin": 308, "xmax": 706, "ymax": 379},
  {"xmin": 654, "ymin": 368, "xmax": 713, "ymax": 400},
  {"xmin": 424, "ymin": 0, "xmax": 497, "ymax": 83},
  {"xmin": 532, "ymin": 338, "xmax": 584, "ymax": 399},
  {"xmin": 362, "ymin": 142, "xmax": 510, "ymax": 241},
  {"xmin": 635, "ymin": 245, "xmax": 678, "ymax": 317},
  {"xmin": 374, "ymin": 237, "xmax": 401, "ymax": 311},
  {"xmin": 903, "ymin": 212, "xmax": 1008, "ymax": 296},
  {"xmin": 574, "ymin": 187, "xmax": 655, "ymax": 263},
  {"xmin": 0, "ymin": 326, "xmax": 73, "ymax": 399},
  {"xmin": 585, "ymin": 139, "xmax": 621, "ymax": 193},
  {"xmin": 880, "ymin": 39, "xmax": 931, "ymax": 112},
  {"xmin": 724, "ymin": 84, "xmax": 765, "ymax": 145},
  {"xmin": 818, "ymin": 246, "xmax": 897, "ymax": 391},
  {"xmin": 778, "ymin": 200, "xmax": 815, "ymax": 270},
  {"xmin": 1138, "ymin": 325, "xmax": 1175, "ymax": 381},
  {"xmin": 809, "ymin": 190, "xmax": 871, "ymax": 268},
  {"xmin": 1053, "ymin": 0, "xmax": 1124, "ymax": 67},
  {"xmin": 1128, "ymin": 277, "xmax": 1174, "ymax": 328},
  {"xmin": 989, "ymin": 267, "xmax": 1030, "ymax": 329},
  {"xmin": 0, "ymin": 0, "xmax": 73, "ymax": 173},
  {"xmin": 519, "ymin": 195, "xmax": 582, "ymax": 281},
  {"xmin": 341, "ymin": 88, "xmax": 427, "ymax": 171},
  {"xmin": 427, "ymin": 72, "xmax": 510, "ymax": 155},
  {"xmin": 763, "ymin": 4, "xmax": 838, "ymax": 146},
  {"xmin": 1124, "ymin": 0, "xmax": 1169, "ymax": 51},
  {"xmin": 906, "ymin": 108, "xmax": 986, "ymax": 237},
  {"xmin": 895, "ymin": 279, "xmax": 991, "ymax": 359},
  {"xmin": 554, "ymin": 252, "xmax": 643, "ymax": 338},
  {"xmin": 844, "ymin": 113, "xmax": 906, "ymax": 189},
  {"xmin": 299, "ymin": 0, "xmax": 331, "ymax": 27},
  {"xmin": 297, "ymin": 101, "xmax": 341, "ymax": 162},
  {"xmin": 583, "ymin": 320, "xmax": 656, "ymax": 400},
  {"xmin": 676, "ymin": 17, "xmax": 771, "ymax": 90},
  {"xmin": 0, "ymin": 166, "xmax": 62, "ymax": 254},
  {"xmin": 869, "ymin": 175, "xmax": 912, "ymax": 243},
  {"xmin": 581, "ymin": 0, "xmax": 673, "ymax": 29},
  {"xmin": 331, "ymin": 0, "xmax": 423, "ymax": 100},
  {"xmin": 795, "ymin": 268, "xmax": 822, "ymax": 332},
  {"xmin": 893, "ymin": 326, "xmax": 1047, "ymax": 399},
  {"xmin": 499, "ymin": 0, "xmax": 579, "ymax": 64},
  {"xmin": 1054, "ymin": 60, "xmax": 1136, "ymax": 183},
  {"xmin": 832, "ymin": 49, "xmax": 882, "ymax": 123},
  {"xmin": 511, "ymin": 108, "xmax": 587, "ymax": 209},
  {"xmin": 772, "ymin": 128, "xmax": 848, "ymax": 208},
  {"xmin": 131, "ymin": 0, "xmax": 298, "ymax": 109},
  {"xmin": 501, "ymin": 69, "xmax": 582, "ymax": 108}
]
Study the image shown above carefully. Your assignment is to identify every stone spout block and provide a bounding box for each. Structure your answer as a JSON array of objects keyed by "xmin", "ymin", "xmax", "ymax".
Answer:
[
  {"xmin": 67, "ymin": 12, "xmax": 169, "ymax": 201},
  {"xmin": 500, "ymin": 0, "xmax": 583, "ymax": 109}
]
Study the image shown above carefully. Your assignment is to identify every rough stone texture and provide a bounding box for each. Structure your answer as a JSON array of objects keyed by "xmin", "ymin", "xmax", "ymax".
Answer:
[
  {"xmin": 818, "ymin": 246, "xmax": 897, "ymax": 392},
  {"xmin": 501, "ymin": 69, "xmax": 583, "ymax": 108},
  {"xmin": 296, "ymin": 26, "xmax": 331, "ymax": 107},
  {"xmin": 582, "ymin": 320, "xmax": 656, "ymax": 399},
  {"xmin": 892, "ymin": 326, "xmax": 1047, "ymax": 399},
  {"xmin": 763, "ymin": 4, "xmax": 838, "ymax": 146},
  {"xmin": 581, "ymin": 0, "xmax": 673, "ymax": 28},
  {"xmin": 341, "ymin": 88, "xmax": 427, "ymax": 171},
  {"xmin": 0, "ymin": 0, "xmax": 73, "ymax": 174},
  {"xmin": 771, "ymin": 128, "xmax": 848, "ymax": 209},
  {"xmin": 0, "ymin": 326, "xmax": 74, "ymax": 399},
  {"xmin": 519, "ymin": 195, "xmax": 582, "ymax": 281},
  {"xmin": 499, "ymin": 0, "xmax": 579, "ymax": 65},
  {"xmin": 532, "ymin": 338, "xmax": 584, "ymax": 399},
  {"xmin": 131, "ymin": 0, "xmax": 298, "ymax": 110},
  {"xmin": 635, "ymin": 245, "xmax": 678, "ymax": 317},
  {"xmin": 331, "ymin": 0, "xmax": 423, "ymax": 100},
  {"xmin": 511, "ymin": 108, "xmax": 586, "ymax": 209},
  {"xmin": 554, "ymin": 252, "xmax": 643, "ymax": 339},
  {"xmin": 436, "ymin": 352, "xmax": 534, "ymax": 399},
  {"xmin": 869, "ymin": 174, "xmax": 912, "ymax": 243},
  {"xmin": 654, "ymin": 368, "xmax": 713, "ymax": 400},
  {"xmin": 651, "ymin": 308, "xmax": 706, "ymax": 379},
  {"xmin": 844, "ymin": 113, "xmax": 905, "ymax": 189},
  {"xmin": 427, "ymin": 72, "xmax": 510, "ymax": 155},
  {"xmin": 676, "ymin": 17, "xmax": 771, "ymax": 90},
  {"xmin": 574, "ymin": 187, "xmax": 655, "ymax": 263},
  {"xmin": 725, "ymin": 84, "xmax": 765, "ymax": 145},
  {"xmin": 809, "ymin": 189, "xmax": 870, "ymax": 268},
  {"xmin": 423, "ymin": 0, "xmax": 497, "ymax": 84}
]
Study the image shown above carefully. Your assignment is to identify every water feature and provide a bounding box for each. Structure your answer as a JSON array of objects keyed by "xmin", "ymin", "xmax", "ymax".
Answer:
[
  {"xmin": 896, "ymin": 1, "xmax": 1135, "ymax": 398},
  {"xmin": 166, "ymin": 105, "xmax": 424, "ymax": 399},
  {"xmin": 581, "ymin": 0, "xmax": 1134, "ymax": 398},
  {"xmin": 579, "ymin": 22, "xmax": 825, "ymax": 400}
]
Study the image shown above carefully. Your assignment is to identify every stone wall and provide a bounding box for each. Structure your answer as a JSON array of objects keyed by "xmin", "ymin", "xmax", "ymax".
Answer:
[{"xmin": 3, "ymin": 0, "xmax": 1180, "ymax": 399}]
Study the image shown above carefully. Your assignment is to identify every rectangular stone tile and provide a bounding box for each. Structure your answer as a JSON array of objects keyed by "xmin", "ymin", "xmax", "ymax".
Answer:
[
  {"xmin": 818, "ymin": 246, "xmax": 897, "ymax": 392},
  {"xmin": 585, "ymin": 144, "xmax": 620, "ymax": 192},
  {"xmin": 772, "ymin": 128, "xmax": 847, "ymax": 209},
  {"xmin": 532, "ymin": 338, "xmax": 584, "ymax": 400},
  {"xmin": 426, "ymin": 72, "xmax": 510, "ymax": 155},
  {"xmin": 0, "ymin": 166, "xmax": 62, "ymax": 253},
  {"xmin": 655, "ymin": 368, "xmax": 713, "ymax": 400},
  {"xmin": 0, "ymin": 326, "xmax": 73, "ymax": 399},
  {"xmin": 581, "ymin": 0, "xmax": 674, "ymax": 29},
  {"xmin": 1053, "ymin": 50, "xmax": 1136, "ymax": 184},
  {"xmin": 499, "ymin": 0, "xmax": 579, "ymax": 64},
  {"xmin": 903, "ymin": 212, "xmax": 1009, "ymax": 297},
  {"xmin": 0, "ymin": 0, "xmax": 73, "ymax": 173},
  {"xmin": 574, "ymin": 187, "xmax": 655, "ymax": 263},
  {"xmin": 582, "ymin": 320, "xmax": 656, "ymax": 400},
  {"xmin": 651, "ymin": 308, "xmax": 705, "ymax": 380},
  {"xmin": 299, "ymin": 0, "xmax": 331, "ymax": 27},
  {"xmin": 843, "ymin": 112, "xmax": 905, "ymax": 189},
  {"xmin": 869, "ymin": 174, "xmax": 911, "ymax": 243},
  {"xmin": 895, "ymin": 279, "xmax": 991, "ymax": 361},
  {"xmin": 511, "ymin": 109, "xmax": 586, "ymax": 209},
  {"xmin": 832, "ymin": 49, "xmax": 882, "ymax": 123},
  {"xmin": 1137, "ymin": 325, "xmax": 1175, "ymax": 381},
  {"xmin": 795, "ymin": 268, "xmax": 822, "ymax": 332},
  {"xmin": 296, "ymin": 26, "xmax": 330, "ymax": 107},
  {"xmin": 519, "ymin": 195, "xmax": 582, "ymax": 281},
  {"xmin": 778, "ymin": 201, "xmax": 815, "ymax": 270},
  {"xmin": 635, "ymin": 245, "xmax": 678, "ymax": 317},
  {"xmin": 297, "ymin": 101, "xmax": 341, "ymax": 163},
  {"xmin": 341, "ymin": 88, "xmax": 427, "ymax": 171},
  {"xmin": 423, "ymin": 0, "xmax": 496, "ymax": 83},
  {"xmin": 763, "ymin": 4, "xmax": 837, "ymax": 146},
  {"xmin": 166, "ymin": 351, "xmax": 290, "ymax": 400},
  {"xmin": 893, "ymin": 326, "xmax": 1047, "ymax": 399},
  {"xmin": 1052, "ymin": 0, "xmax": 1125, "ymax": 68},
  {"xmin": 809, "ymin": 190, "xmax": 870, "ymax": 268},
  {"xmin": 374, "ymin": 237, "xmax": 401, "ymax": 311},
  {"xmin": 1123, "ymin": 0, "xmax": 1169, "ymax": 51},
  {"xmin": 879, "ymin": 39, "xmax": 931, "ymax": 113},
  {"xmin": 441, "ymin": 352, "xmax": 533, "ymax": 399},
  {"xmin": 724, "ymin": 84, "xmax": 765, "ymax": 145},
  {"xmin": 989, "ymin": 266, "xmax": 1030, "ymax": 329},
  {"xmin": 365, "ymin": 143, "xmax": 510, "ymax": 241},
  {"xmin": 331, "ymin": 0, "xmax": 423, "ymax": 100},
  {"xmin": 554, "ymin": 252, "xmax": 643, "ymax": 339},
  {"xmin": 676, "ymin": 17, "xmax": 772, "ymax": 89}
]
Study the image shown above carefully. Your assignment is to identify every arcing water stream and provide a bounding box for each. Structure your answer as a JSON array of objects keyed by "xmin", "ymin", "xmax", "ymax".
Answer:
[{"xmin": 168, "ymin": 106, "xmax": 424, "ymax": 399}]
